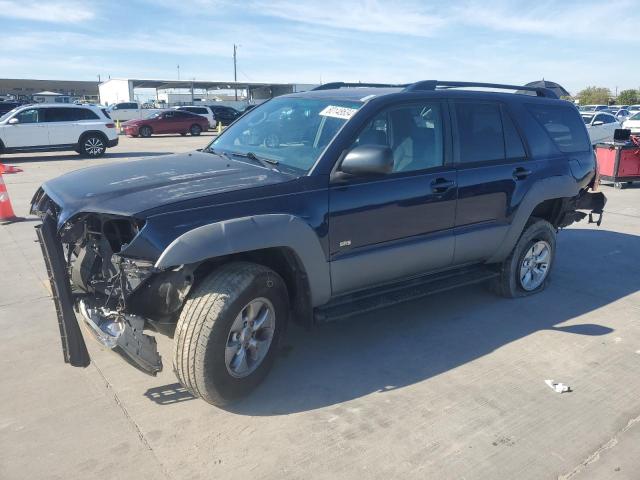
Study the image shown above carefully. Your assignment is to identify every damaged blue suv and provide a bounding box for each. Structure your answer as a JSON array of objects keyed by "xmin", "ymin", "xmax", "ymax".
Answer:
[{"xmin": 32, "ymin": 81, "xmax": 605, "ymax": 405}]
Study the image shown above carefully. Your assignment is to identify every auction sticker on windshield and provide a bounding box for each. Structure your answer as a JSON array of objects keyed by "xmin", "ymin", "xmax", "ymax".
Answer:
[{"xmin": 319, "ymin": 105, "xmax": 359, "ymax": 120}]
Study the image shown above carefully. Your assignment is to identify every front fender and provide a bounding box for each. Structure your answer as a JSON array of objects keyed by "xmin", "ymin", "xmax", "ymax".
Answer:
[{"xmin": 154, "ymin": 214, "xmax": 331, "ymax": 306}]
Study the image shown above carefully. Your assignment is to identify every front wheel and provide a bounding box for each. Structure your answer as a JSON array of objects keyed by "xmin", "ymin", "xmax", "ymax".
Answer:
[
  {"xmin": 173, "ymin": 262, "xmax": 288, "ymax": 406},
  {"xmin": 79, "ymin": 134, "xmax": 106, "ymax": 157},
  {"xmin": 491, "ymin": 218, "xmax": 556, "ymax": 298},
  {"xmin": 190, "ymin": 124, "xmax": 202, "ymax": 136},
  {"xmin": 139, "ymin": 126, "xmax": 152, "ymax": 138}
]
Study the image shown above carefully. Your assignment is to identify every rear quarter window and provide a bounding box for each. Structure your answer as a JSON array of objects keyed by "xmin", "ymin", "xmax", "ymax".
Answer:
[{"xmin": 525, "ymin": 104, "xmax": 590, "ymax": 153}]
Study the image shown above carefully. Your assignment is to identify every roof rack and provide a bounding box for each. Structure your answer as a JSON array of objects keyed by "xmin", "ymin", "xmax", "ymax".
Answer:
[
  {"xmin": 311, "ymin": 80, "xmax": 558, "ymax": 99},
  {"xmin": 311, "ymin": 82, "xmax": 404, "ymax": 91},
  {"xmin": 403, "ymin": 80, "xmax": 558, "ymax": 99}
]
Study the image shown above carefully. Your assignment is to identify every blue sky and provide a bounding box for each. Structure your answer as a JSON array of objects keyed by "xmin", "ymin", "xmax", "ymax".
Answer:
[{"xmin": 1, "ymin": 0, "xmax": 639, "ymax": 95}]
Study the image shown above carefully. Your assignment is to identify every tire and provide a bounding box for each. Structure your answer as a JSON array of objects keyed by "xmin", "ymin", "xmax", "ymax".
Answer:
[
  {"xmin": 139, "ymin": 126, "xmax": 152, "ymax": 138},
  {"xmin": 79, "ymin": 133, "xmax": 107, "ymax": 158},
  {"xmin": 173, "ymin": 262, "xmax": 288, "ymax": 406},
  {"xmin": 491, "ymin": 218, "xmax": 556, "ymax": 298},
  {"xmin": 190, "ymin": 124, "xmax": 202, "ymax": 136}
]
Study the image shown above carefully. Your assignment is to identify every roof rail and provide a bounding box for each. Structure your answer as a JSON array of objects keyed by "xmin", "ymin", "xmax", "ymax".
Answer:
[
  {"xmin": 311, "ymin": 82, "xmax": 404, "ymax": 91},
  {"xmin": 403, "ymin": 80, "xmax": 558, "ymax": 99}
]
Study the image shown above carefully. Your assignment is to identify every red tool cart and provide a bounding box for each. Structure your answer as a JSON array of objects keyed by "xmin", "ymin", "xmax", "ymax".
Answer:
[{"xmin": 595, "ymin": 134, "xmax": 640, "ymax": 189}]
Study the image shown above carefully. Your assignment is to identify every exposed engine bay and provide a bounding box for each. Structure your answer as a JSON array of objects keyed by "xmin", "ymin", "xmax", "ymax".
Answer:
[{"xmin": 32, "ymin": 191, "xmax": 195, "ymax": 375}]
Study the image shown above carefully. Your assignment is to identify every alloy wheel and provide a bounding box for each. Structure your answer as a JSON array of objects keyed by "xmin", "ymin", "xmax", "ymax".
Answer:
[
  {"xmin": 224, "ymin": 298, "xmax": 275, "ymax": 378},
  {"xmin": 519, "ymin": 240, "xmax": 551, "ymax": 291},
  {"xmin": 84, "ymin": 137, "xmax": 104, "ymax": 156}
]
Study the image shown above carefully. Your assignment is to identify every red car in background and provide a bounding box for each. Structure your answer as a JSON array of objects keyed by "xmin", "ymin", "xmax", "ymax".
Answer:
[{"xmin": 123, "ymin": 110, "xmax": 209, "ymax": 137}]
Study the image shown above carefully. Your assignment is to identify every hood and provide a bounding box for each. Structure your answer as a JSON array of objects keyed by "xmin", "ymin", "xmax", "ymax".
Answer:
[
  {"xmin": 123, "ymin": 118, "xmax": 144, "ymax": 126},
  {"xmin": 40, "ymin": 151, "xmax": 293, "ymax": 225}
]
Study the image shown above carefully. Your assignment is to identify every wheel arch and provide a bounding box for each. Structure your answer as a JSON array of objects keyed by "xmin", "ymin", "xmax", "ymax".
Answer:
[
  {"xmin": 78, "ymin": 129, "xmax": 108, "ymax": 146},
  {"xmin": 487, "ymin": 175, "xmax": 579, "ymax": 263},
  {"xmin": 154, "ymin": 214, "xmax": 331, "ymax": 309}
]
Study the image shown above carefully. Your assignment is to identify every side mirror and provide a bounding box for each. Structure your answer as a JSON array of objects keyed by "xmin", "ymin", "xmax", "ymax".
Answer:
[
  {"xmin": 593, "ymin": 120, "xmax": 604, "ymax": 126},
  {"xmin": 8, "ymin": 118, "xmax": 19, "ymax": 125},
  {"xmin": 340, "ymin": 145, "xmax": 394, "ymax": 176}
]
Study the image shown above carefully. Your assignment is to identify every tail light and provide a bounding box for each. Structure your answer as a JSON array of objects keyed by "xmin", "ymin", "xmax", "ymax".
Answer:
[{"xmin": 106, "ymin": 123, "xmax": 116, "ymax": 129}]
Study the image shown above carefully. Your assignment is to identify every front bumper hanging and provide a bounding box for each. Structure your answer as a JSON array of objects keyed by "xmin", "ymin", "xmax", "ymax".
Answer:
[{"xmin": 36, "ymin": 214, "xmax": 91, "ymax": 367}]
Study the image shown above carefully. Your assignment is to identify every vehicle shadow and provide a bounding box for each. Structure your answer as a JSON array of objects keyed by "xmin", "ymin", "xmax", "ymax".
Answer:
[
  {"xmin": 148, "ymin": 228, "xmax": 639, "ymax": 414},
  {"xmin": 0, "ymin": 152, "xmax": 173, "ymax": 163}
]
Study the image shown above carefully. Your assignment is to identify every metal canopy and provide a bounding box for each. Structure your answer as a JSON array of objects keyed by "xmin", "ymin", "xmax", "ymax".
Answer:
[{"xmin": 124, "ymin": 79, "xmax": 291, "ymax": 90}]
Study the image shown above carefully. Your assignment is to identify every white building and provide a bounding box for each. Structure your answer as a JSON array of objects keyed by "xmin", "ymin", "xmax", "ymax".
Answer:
[{"xmin": 98, "ymin": 78, "xmax": 316, "ymax": 108}]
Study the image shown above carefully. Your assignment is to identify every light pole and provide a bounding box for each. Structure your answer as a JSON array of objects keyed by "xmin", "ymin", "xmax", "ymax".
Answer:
[
  {"xmin": 177, "ymin": 65, "xmax": 180, "ymax": 81},
  {"xmin": 233, "ymin": 44, "xmax": 238, "ymax": 101}
]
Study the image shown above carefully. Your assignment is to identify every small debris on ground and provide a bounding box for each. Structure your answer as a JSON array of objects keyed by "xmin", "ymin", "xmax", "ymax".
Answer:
[{"xmin": 545, "ymin": 379, "xmax": 571, "ymax": 393}]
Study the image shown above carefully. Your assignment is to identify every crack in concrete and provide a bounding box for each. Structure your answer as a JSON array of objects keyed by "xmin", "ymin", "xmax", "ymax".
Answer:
[
  {"xmin": 92, "ymin": 362, "xmax": 174, "ymax": 480},
  {"xmin": 558, "ymin": 412, "xmax": 640, "ymax": 479}
]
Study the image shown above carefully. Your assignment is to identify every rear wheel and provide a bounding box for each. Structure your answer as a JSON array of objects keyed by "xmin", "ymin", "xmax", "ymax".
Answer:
[
  {"xmin": 491, "ymin": 218, "xmax": 556, "ymax": 298},
  {"xmin": 190, "ymin": 124, "xmax": 202, "ymax": 136},
  {"xmin": 173, "ymin": 262, "xmax": 288, "ymax": 405},
  {"xmin": 79, "ymin": 134, "xmax": 106, "ymax": 157},
  {"xmin": 139, "ymin": 126, "xmax": 152, "ymax": 138}
]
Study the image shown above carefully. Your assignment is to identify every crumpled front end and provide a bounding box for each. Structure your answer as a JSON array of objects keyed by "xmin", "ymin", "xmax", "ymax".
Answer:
[{"xmin": 31, "ymin": 188, "xmax": 194, "ymax": 376}]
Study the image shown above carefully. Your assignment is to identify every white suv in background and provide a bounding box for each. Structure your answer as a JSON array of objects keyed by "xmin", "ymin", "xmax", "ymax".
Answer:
[
  {"xmin": 0, "ymin": 104, "xmax": 118, "ymax": 157},
  {"xmin": 174, "ymin": 105, "xmax": 217, "ymax": 129}
]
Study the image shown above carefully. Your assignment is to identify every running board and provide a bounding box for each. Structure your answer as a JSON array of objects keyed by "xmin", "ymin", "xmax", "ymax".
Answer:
[{"xmin": 314, "ymin": 266, "xmax": 499, "ymax": 323}]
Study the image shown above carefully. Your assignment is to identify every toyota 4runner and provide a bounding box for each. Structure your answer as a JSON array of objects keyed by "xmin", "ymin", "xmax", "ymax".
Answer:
[{"xmin": 31, "ymin": 81, "xmax": 606, "ymax": 406}]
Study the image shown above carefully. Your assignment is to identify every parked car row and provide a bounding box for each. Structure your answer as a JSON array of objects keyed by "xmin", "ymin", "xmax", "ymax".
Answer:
[{"xmin": 106, "ymin": 101, "xmax": 244, "ymax": 129}]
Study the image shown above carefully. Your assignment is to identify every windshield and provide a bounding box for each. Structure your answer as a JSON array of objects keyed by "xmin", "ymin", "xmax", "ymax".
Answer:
[
  {"xmin": 580, "ymin": 106, "xmax": 596, "ymax": 112},
  {"xmin": 0, "ymin": 106, "xmax": 22, "ymax": 123},
  {"xmin": 207, "ymin": 96, "xmax": 362, "ymax": 172},
  {"xmin": 145, "ymin": 111, "xmax": 162, "ymax": 119},
  {"xmin": 629, "ymin": 112, "xmax": 640, "ymax": 121},
  {"xmin": 582, "ymin": 114, "xmax": 594, "ymax": 124}
]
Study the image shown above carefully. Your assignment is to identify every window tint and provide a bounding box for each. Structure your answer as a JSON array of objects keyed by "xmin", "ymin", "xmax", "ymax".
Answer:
[
  {"xmin": 501, "ymin": 108, "xmax": 526, "ymax": 159},
  {"xmin": 78, "ymin": 108, "xmax": 99, "ymax": 120},
  {"xmin": 44, "ymin": 107, "xmax": 96, "ymax": 122},
  {"xmin": 454, "ymin": 102, "xmax": 504, "ymax": 163},
  {"xmin": 525, "ymin": 104, "xmax": 590, "ymax": 153},
  {"xmin": 602, "ymin": 114, "xmax": 615, "ymax": 124},
  {"xmin": 352, "ymin": 103, "xmax": 444, "ymax": 173},
  {"xmin": 173, "ymin": 111, "xmax": 193, "ymax": 118},
  {"xmin": 15, "ymin": 108, "xmax": 40, "ymax": 124}
]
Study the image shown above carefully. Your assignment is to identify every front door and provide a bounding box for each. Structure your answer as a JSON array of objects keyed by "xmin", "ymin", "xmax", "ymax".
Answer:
[
  {"xmin": 2, "ymin": 107, "xmax": 49, "ymax": 149},
  {"xmin": 328, "ymin": 101, "xmax": 457, "ymax": 295}
]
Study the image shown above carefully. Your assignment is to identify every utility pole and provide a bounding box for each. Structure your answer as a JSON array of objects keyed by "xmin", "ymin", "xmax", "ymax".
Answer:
[
  {"xmin": 233, "ymin": 44, "xmax": 238, "ymax": 101},
  {"xmin": 177, "ymin": 65, "xmax": 180, "ymax": 81}
]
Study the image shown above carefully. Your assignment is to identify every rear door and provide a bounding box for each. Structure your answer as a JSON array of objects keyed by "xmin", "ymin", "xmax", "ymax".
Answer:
[
  {"xmin": 1, "ymin": 107, "xmax": 49, "ymax": 148},
  {"xmin": 44, "ymin": 107, "xmax": 98, "ymax": 145},
  {"xmin": 451, "ymin": 100, "xmax": 537, "ymax": 265},
  {"xmin": 328, "ymin": 100, "xmax": 457, "ymax": 294}
]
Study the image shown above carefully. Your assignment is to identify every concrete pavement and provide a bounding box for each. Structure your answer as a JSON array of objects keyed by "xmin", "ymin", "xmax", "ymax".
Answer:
[{"xmin": 1, "ymin": 136, "xmax": 639, "ymax": 479}]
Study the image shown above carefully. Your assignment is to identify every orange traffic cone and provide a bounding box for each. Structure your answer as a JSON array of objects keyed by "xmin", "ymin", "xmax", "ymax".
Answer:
[
  {"xmin": 0, "ymin": 163, "xmax": 23, "ymax": 174},
  {"xmin": 0, "ymin": 173, "xmax": 20, "ymax": 224}
]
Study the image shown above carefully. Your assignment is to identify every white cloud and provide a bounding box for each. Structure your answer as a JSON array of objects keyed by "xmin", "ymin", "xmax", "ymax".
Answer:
[
  {"xmin": 253, "ymin": 0, "xmax": 445, "ymax": 37},
  {"xmin": 455, "ymin": 0, "xmax": 639, "ymax": 42},
  {"xmin": 0, "ymin": 0, "xmax": 95, "ymax": 23}
]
